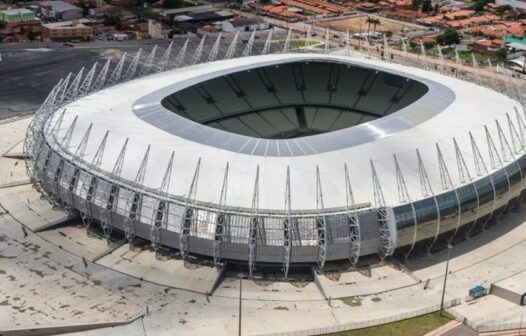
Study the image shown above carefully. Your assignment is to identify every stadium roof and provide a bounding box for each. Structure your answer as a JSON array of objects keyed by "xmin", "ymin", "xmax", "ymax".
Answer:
[{"xmin": 57, "ymin": 54, "xmax": 522, "ymax": 212}]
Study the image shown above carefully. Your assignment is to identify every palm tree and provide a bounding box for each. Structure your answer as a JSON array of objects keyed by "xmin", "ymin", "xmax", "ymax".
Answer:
[
  {"xmin": 366, "ymin": 16, "xmax": 375, "ymax": 36},
  {"xmin": 372, "ymin": 18, "xmax": 381, "ymax": 35}
]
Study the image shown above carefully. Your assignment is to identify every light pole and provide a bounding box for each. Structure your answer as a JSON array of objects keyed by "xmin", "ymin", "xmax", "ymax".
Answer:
[
  {"xmin": 440, "ymin": 243, "xmax": 453, "ymax": 316},
  {"xmin": 238, "ymin": 273, "xmax": 243, "ymax": 336}
]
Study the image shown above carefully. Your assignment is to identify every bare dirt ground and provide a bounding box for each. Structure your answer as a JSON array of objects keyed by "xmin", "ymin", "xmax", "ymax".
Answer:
[{"xmin": 318, "ymin": 15, "xmax": 425, "ymax": 35}]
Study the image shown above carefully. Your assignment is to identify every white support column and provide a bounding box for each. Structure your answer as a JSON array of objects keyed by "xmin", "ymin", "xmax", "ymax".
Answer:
[
  {"xmin": 283, "ymin": 166, "xmax": 292, "ymax": 278},
  {"xmin": 394, "ymin": 155, "xmax": 417, "ymax": 260},
  {"xmin": 151, "ymin": 151, "xmax": 174, "ymax": 252},
  {"xmin": 371, "ymin": 160, "xmax": 394, "ymax": 259},
  {"xmin": 262, "ymin": 29, "xmax": 273, "ymax": 55},
  {"xmin": 108, "ymin": 53, "xmax": 126, "ymax": 86},
  {"xmin": 124, "ymin": 145, "xmax": 151, "ymax": 243},
  {"xmin": 469, "ymin": 131, "xmax": 497, "ymax": 231},
  {"xmin": 101, "ymin": 138, "xmax": 129, "ymax": 241},
  {"xmin": 344, "ymin": 164, "xmax": 361, "ymax": 266},
  {"xmin": 93, "ymin": 58, "xmax": 111, "ymax": 91},
  {"xmin": 79, "ymin": 130, "xmax": 109, "ymax": 231},
  {"xmin": 78, "ymin": 62, "xmax": 97, "ymax": 97},
  {"xmin": 158, "ymin": 41, "xmax": 173, "ymax": 72},
  {"xmin": 315, "ymin": 166, "xmax": 327, "ymax": 270},
  {"xmin": 436, "ymin": 143, "xmax": 462, "ymax": 243},
  {"xmin": 124, "ymin": 49, "xmax": 142, "ymax": 80},
  {"xmin": 417, "ymin": 149, "xmax": 441, "ymax": 254},
  {"xmin": 142, "ymin": 45, "xmax": 158, "ymax": 75},
  {"xmin": 225, "ymin": 32, "xmax": 239, "ymax": 59},
  {"xmin": 65, "ymin": 123, "xmax": 92, "ymax": 213},
  {"xmin": 248, "ymin": 165, "xmax": 260, "ymax": 277},
  {"xmin": 282, "ymin": 28, "xmax": 292, "ymax": 54},
  {"xmin": 179, "ymin": 158, "xmax": 201, "ymax": 261},
  {"xmin": 175, "ymin": 39, "xmax": 189, "ymax": 67},
  {"xmin": 242, "ymin": 30, "xmax": 256, "ymax": 57},
  {"xmin": 214, "ymin": 162, "xmax": 229, "ymax": 269},
  {"xmin": 485, "ymin": 125, "xmax": 511, "ymax": 224},
  {"xmin": 453, "ymin": 138, "xmax": 480, "ymax": 239},
  {"xmin": 208, "ymin": 33, "xmax": 222, "ymax": 62},
  {"xmin": 192, "ymin": 35, "xmax": 206, "ymax": 64}
]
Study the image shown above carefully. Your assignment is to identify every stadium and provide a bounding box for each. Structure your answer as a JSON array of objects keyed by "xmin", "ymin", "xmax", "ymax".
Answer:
[{"xmin": 24, "ymin": 37, "xmax": 526, "ymax": 278}]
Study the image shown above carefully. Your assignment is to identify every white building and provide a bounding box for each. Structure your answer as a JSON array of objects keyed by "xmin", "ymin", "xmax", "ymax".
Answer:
[
  {"xmin": 495, "ymin": 0, "xmax": 526, "ymax": 9},
  {"xmin": 221, "ymin": 18, "xmax": 269, "ymax": 33},
  {"xmin": 38, "ymin": 1, "xmax": 83, "ymax": 21},
  {"xmin": 148, "ymin": 19, "xmax": 170, "ymax": 39}
]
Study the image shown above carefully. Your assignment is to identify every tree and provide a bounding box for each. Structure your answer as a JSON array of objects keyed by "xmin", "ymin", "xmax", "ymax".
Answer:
[
  {"xmin": 496, "ymin": 47, "xmax": 507, "ymax": 61},
  {"xmin": 496, "ymin": 4, "xmax": 512, "ymax": 14},
  {"xmin": 411, "ymin": 0, "xmax": 422, "ymax": 10},
  {"xmin": 162, "ymin": 0, "xmax": 183, "ymax": 8},
  {"xmin": 366, "ymin": 16, "xmax": 375, "ymax": 35},
  {"xmin": 470, "ymin": 0, "xmax": 493, "ymax": 12},
  {"xmin": 421, "ymin": 0, "xmax": 433, "ymax": 12},
  {"xmin": 372, "ymin": 18, "xmax": 381, "ymax": 34},
  {"xmin": 423, "ymin": 40, "xmax": 436, "ymax": 49},
  {"xmin": 437, "ymin": 29, "xmax": 460, "ymax": 46},
  {"xmin": 26, "ymin": 29, "xmax": 37, "ymax": 41},
  {"xmin": 433, "ymin": 3, "xmax": 439, "ymax": 15}
]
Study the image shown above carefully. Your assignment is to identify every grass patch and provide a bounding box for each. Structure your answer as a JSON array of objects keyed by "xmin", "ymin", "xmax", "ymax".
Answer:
[{"xmin": 327, "ymin": 311, "xmax": 455, "ymax": 336}]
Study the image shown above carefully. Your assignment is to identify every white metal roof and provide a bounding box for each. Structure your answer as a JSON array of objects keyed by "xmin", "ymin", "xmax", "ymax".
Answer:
[{"xmin": 54, "ymin": 54, "xmax": 523, "ymax": 212}]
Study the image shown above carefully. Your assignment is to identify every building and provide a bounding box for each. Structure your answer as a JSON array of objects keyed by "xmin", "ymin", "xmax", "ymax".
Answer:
[
  {"xmin": 42, "ymin": 19, "xmax": 92, "ymax": 40},
  {"xmin": 0, "ymin": 8, "xmax": 35, "ymax": 23},
  {"xmin": 260, "ymin": 5, "xmax": 305, "ymax": 22},
  {"xmin": 26, "ymin": 50, "xmax": 526, "ymax": 277},
  {"xmin": 220, "ymin": 18, "xmax": 269, "ymax": 33},
  {"xmin": 171, "ymin": 10, "xmax": 234, "ymax": 33},
  {"xmin": 38, "ymin": 1, "xmax": 83, "ymax": 21},
  {"xmin": 148, "ymin": 19, "xmax": 170, "ymax": 39},
  {"xmin": 472, "ymin": 38, "xmax": 504, "ymax": 55},
  {"xmin": 496, "ymin": 0, "xmax": 526, "ymax": 10}
]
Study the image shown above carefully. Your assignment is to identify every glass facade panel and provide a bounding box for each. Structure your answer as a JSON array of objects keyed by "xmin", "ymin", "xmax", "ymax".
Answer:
[
  {"xmin": 296, "ymin": 217, "xmax": 317, "ymax": 246},
  {"xmin": 393, "ymin": 203, "xmax": 415, "ymax": 248},
  {"xmin": 193, "ymin": 209, "xmax": 216, "ymax": 239},
  {"xmin": 227, "ymin": 214, "xmax": 250, "ymax": 244},
  {"xmin": 414, "ymin": 197, "xmax": 439, "ymax": 242},
  {"xmin": 505, "ymin": 163, "xmax": 522, "ymax": 200},
  {"xmin": 473, "ymin": 176, "xmax": 495, "ymax": 219},
  {"xmin": 491, "ymin": 169, "xmax": 510, "ymax": 210},
  {"xmin": 167, "ymin": 202, "xmax": 185, "ymax": 232},
  {"xmin": 456, "ymin": 184, "xmax": 478, "ymax": 228},
  {"xmin": 436, "ymin": 191, "xmax": 460, "ymax": 236},
  {"xmin": 262, "ymin": 217, "xmax": 283, "ymax": 246},
  {"xmin": 326, "ymin": 214, "xmax": 350, "ymax": 244}
]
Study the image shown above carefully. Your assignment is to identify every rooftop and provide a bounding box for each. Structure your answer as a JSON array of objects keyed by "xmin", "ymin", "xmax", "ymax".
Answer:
[{"xmin": 38, "ymin": 0, "xmax": 81, "ymax": 12}]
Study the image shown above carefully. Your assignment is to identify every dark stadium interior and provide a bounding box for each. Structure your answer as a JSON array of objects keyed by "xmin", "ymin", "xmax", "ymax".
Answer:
[{"xmin": 161, "ymin": 60, "xmax": 429, "ymax": 139}]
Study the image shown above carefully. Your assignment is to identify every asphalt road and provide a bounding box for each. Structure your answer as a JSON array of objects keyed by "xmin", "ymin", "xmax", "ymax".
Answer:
[
  {"xmin": 0, "ymin": 37, "xmax": 284, "ymax": 120},
  {"xmin": 0, "ymin": 48, "xmax": 106, "ymax": 118}
]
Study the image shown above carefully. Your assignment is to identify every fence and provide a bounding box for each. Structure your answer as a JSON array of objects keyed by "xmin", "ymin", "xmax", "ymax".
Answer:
[
  {"xmin": 449, "ymin": 308, "xmax": 526, "ymax": 334},
  {"xmin": 263, "ymin": 297, "xmax": 462, "ymax": 336}
]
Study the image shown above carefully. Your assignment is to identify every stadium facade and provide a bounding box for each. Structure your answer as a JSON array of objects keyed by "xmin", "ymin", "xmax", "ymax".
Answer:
[{"xmin": 24, "ymin": 40, "xmax": 526, "ymax": 277}]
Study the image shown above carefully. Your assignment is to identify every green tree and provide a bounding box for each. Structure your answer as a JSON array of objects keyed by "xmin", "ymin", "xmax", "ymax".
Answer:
[
  {"xmin": 496, "ymin": 4, "xmax": 512, "ymax": 14},
  {"xmin": 162, "ymin": 0, "xmax": 183, "ymax": 8},
  {"xmin": 437, "ymin": 29, "xmax": 460, "ymax": 46},
  {"xmin": 496, "ymin": 47, "xmax": 507, "ymax": 61},
  {"xmin": 411, "ymin": 0, "xmax": 422, "ymax": 10},
  {"xmin": 433, "ymin": 3, "xmax": 439, "ymax": 15},
  {"xmin": 421, "ymin": 0, "xmax": 433, "ymax": 12},
  {"xmin": 470, "ymin": 0, "xmax": 494, "ymax": 12},
  {"xmin": 366, "ymin": 16, "xmax": 375, "ymax": 34}
]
